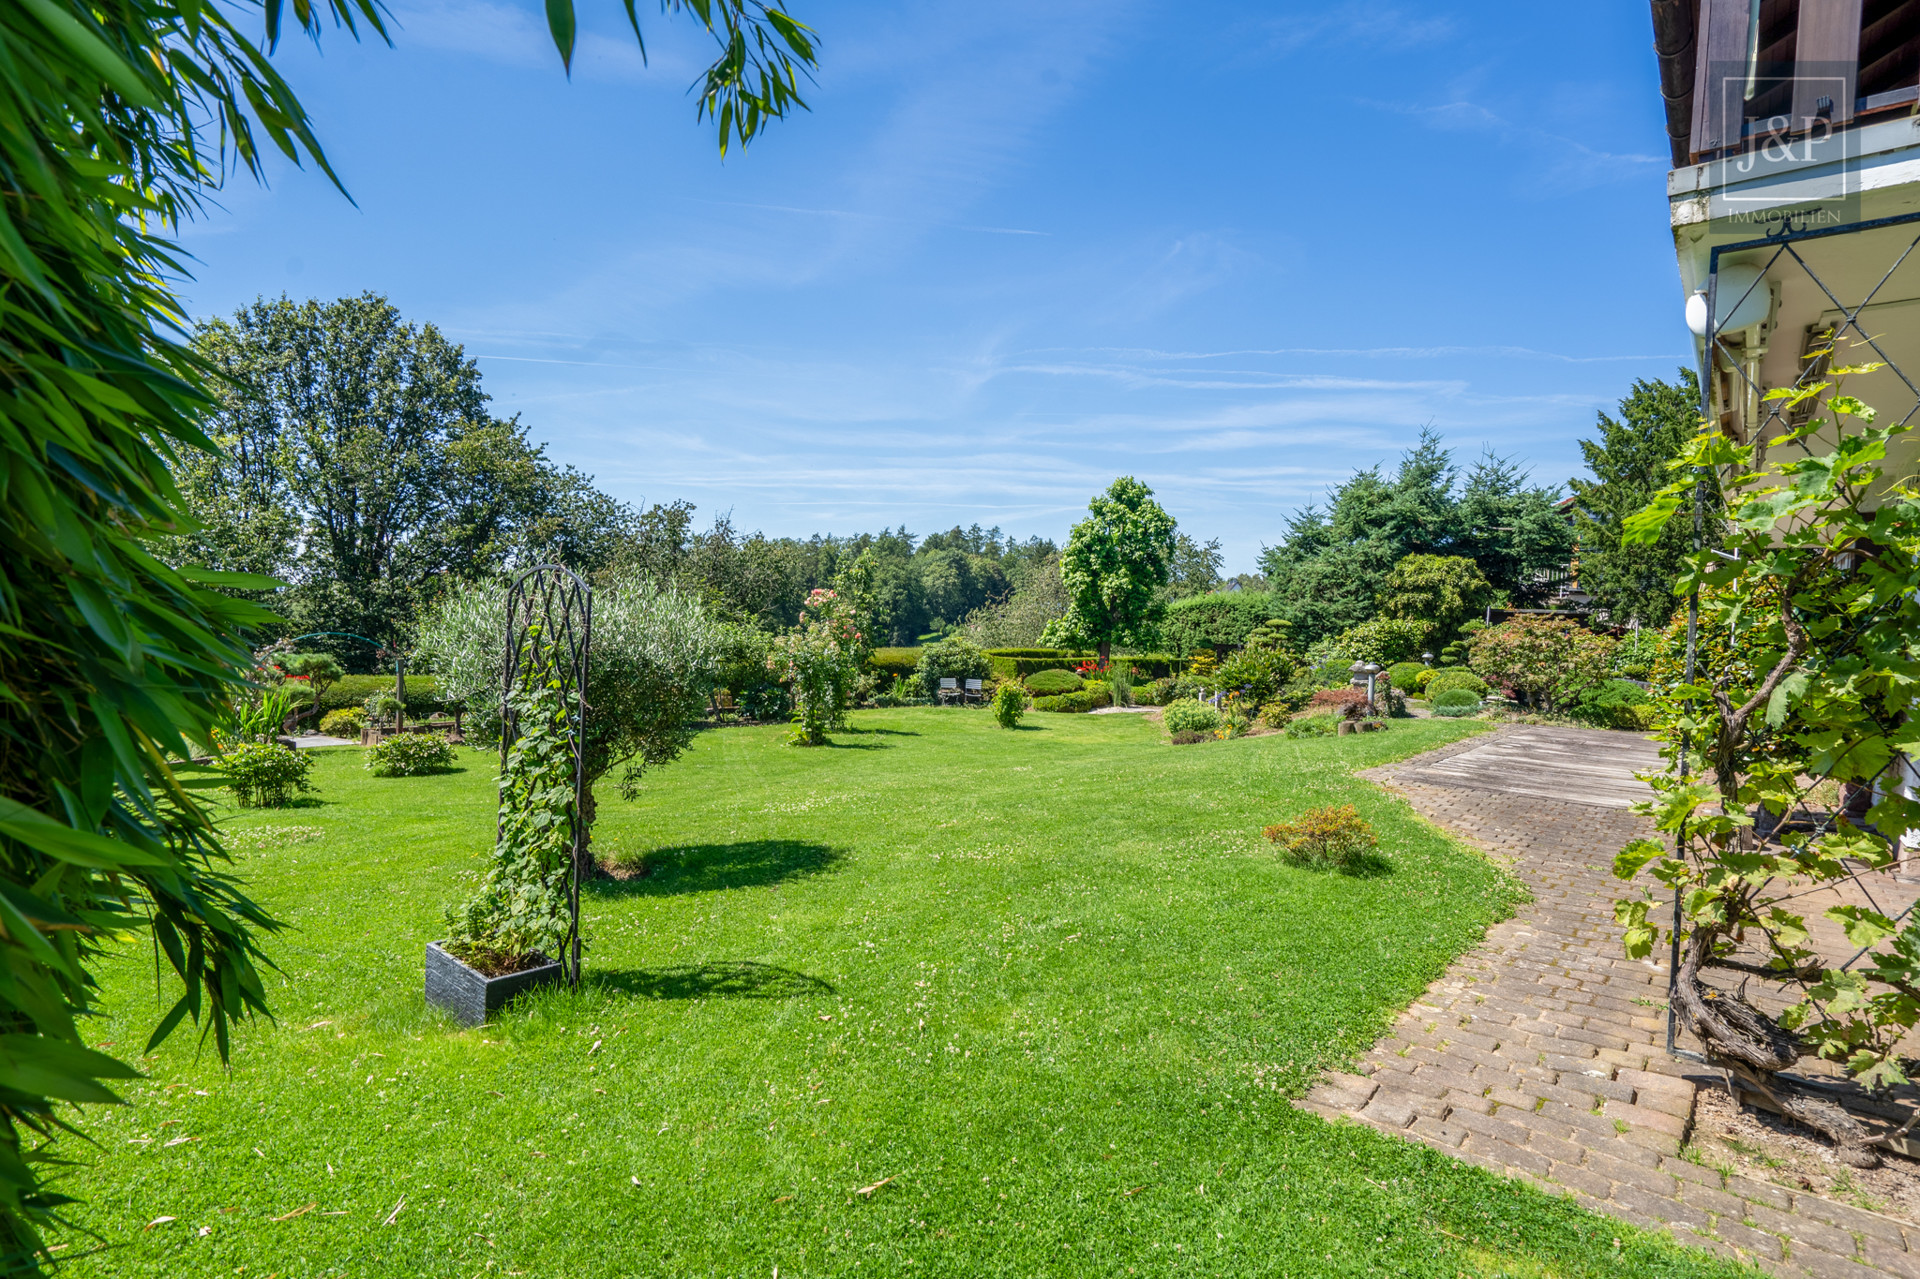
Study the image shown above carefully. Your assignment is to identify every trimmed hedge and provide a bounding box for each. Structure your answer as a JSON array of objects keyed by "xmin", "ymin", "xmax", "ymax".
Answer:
[
  {"xmin": 866, "ymin": 647, "xmax": 924, "ymax": 681},
  {"xmin": 1025, "ymin": 669, "xmax": 1083, "ymax": 696},
  {"xmin": 1159, "ymin": 592, "xmax": 1281, "ymax": 654},
  {"xmin": 1034, "ymin": 691, "xmax": 1096, "ymax": 713},
  {"xmin": 314, "ymin": 674, "xmax": 444, "ymax": 715},
  {"xmin": 1385, "ymin": 661, "xmax": 1427, "ymax": 693},
  {"xmin": 984, "ymin": 649, "xmax": 1182, "ymax": 679}
]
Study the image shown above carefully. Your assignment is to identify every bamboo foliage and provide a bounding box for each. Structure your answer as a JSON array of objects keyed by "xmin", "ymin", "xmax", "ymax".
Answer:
[{"xmin": 0, "ymin": 0, "xmax": 813, "ymax": 1265}]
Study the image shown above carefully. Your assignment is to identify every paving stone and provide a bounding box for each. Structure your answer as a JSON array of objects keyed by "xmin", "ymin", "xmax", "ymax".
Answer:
[
  {"xmin": 1791, "ymin": 1197, "xmax": 1910, "ymax": 1247},
  {"xmin": 1859, "ymin": 1237, "xmax": 1920, "ymax": 1279},
  {"xmin": 1290, "ymin": 727, "xmax": 1920, "ymax": 1278},
  {"xmin": 1716, "ymin": 1219, "xmax": 1789, "ymax": 1261},
  {"xmin": 1745, "ymin": 1202, "xmax": 1860, "ymax": 1258}
]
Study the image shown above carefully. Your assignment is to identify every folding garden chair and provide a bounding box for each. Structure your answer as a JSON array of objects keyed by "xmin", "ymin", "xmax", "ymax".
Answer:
[
  {"xmin": 937, "ymin": 677, "xmax": 960, "ymax": 704},
  {"xmin": 964, "ymin": 678, "xmax": 985, "ymax": 703}
]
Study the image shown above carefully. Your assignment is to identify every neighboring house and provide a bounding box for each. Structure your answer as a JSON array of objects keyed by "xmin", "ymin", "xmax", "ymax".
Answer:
[{"xmin": 1653, "ymin": 0, "xmax": 1920, "ymax": 485}]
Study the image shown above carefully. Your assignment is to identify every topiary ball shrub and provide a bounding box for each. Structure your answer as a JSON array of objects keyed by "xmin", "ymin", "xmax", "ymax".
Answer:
[
  {"xmin": 1385, "ymin": 661, "xmax": 1427, "ymax": 694},
  {"xmin": 1263, "ymin": 803, "xmax": 1379, "ymax": 871},
  {"xmin": 222, "ymin": 742, "xmax": 314, "ymax": 808},
  {"xmin": 318, "ymin": 707, "xmax": 365, "ymax": 738},
  {"xmin": 365, "ymin": 732, "xmax": 458, "ymax": 777},
  {"xmin": 1430, "ymin": 689, "xmax": 1483, "ymax": 717},
  {"xmin": 1169, "ymin": 730, "xmax": 1210, "ymax": 746},
  {"xmin": 991, "ymin": 682, "xmax": 1027, "ymax": 728},
  {"xmin": 1025, "ymin": 668, "xmax": 1083, "ymax": 697},
  {"xmin": 1283, "ymin": 713, "xmax": 1337, "ymax": 738},
  {"xmin": 1163, "ymin": 699, "xmax": 1222, "ymax": 735},
  {"xmin": 1425, "ymin": 669, "xmax": 1489, "ymax": 700},
  {"xmin": 1571, "ymin": 678, "xmax": 1651, "ymax": 730}
]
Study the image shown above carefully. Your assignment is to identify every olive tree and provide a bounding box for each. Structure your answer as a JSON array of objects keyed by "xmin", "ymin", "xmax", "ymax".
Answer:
[{"xmin": 417, "ymin": 570, "xmax": 719, "ymax": 855}]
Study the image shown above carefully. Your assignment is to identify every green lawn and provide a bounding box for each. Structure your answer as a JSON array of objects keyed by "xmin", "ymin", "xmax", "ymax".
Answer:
[{"xmin": 58, "ymin": 710, "xmax": 1741, "ymax": 1277}]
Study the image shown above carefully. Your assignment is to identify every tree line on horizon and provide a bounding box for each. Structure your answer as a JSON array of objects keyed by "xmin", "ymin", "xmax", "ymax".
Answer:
[{"xmin": 168, "ymin": 293, "xmax": 1704, "ymax": 668}]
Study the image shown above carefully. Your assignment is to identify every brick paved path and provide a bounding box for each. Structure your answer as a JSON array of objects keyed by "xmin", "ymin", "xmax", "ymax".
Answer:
[{"xmin": 1298, "ymin": 726, "xmax": 1920, "ymax": 1278}]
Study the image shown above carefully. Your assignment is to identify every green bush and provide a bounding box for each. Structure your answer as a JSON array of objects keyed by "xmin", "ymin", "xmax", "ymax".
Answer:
[
  {"xmin": 991, "ymin": 682, "xmax": 1026, "ymax": 728},
  {"xmin": 319, "ymin": 674, "xmax": 444, "ymax": 715},
  {"xmin": 915, "ymin": 634, "xmax": 992, "ymax": 698},
  {"xmin": 318, "ymin": 708, "xmax": 365, "ymax": 738},
  {"xmin": 1025, "ymin": 669, "xmax": 1084, "ymax": 696},
  {"xmin": 1385, "ymin": 661, "xmax": 1427, "ymax": 694},
  {"xmin": 1425, "ymin": 669, "xmax": 1489, "ymax": 699},
  {"xmin": 364, "ymin": 732, "xmax": 458, "ymax": 777},
  {"xmin": 1431, "ymin": 696, "xmax": 1483, "ymax": 718},
  {"xmin": 866, "ymin": 647, "xmax": 923, "ymax": 682},
  {"xmin": 1163, "ymin": 699, "xmax": 1222, "ymax": 735},
  {"xmin": 985, "ymin": 649, "xmax": 1180, "ymax": 679},
  {"xmin": 1033, "ymin": 691, "xmax": 1096, "ymax": 713},
  {"xmin": 1571, "ymin": 678, "xmax": 1650, "ymax": 730},
  {"xmin": 1283, "ymin": 713, "xmax": 1337, "ymax": 738},
  {"xmin": 222, "ymin": 743, "xmax": 315, "ymax": 808},
  {"xmin": 1263, "ymin": 804, "xmax": 1379, "ymax": 871},
  {"xmin": 1327, "ymin": 618, "xmax": 1429, "ymax": 666},
  {"xmin": 1431, "ymin": 688, "xmax": 1481, "ymax": 710},
  {"xmin": 1414, "ymin": 666, "xmax": 1439, "ymax": 691}
]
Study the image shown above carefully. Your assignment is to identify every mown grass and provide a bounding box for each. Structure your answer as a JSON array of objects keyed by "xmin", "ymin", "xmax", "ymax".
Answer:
[{"xmin": 58, "ymin": 710, "xmax": 1741, "ymax": 1277}]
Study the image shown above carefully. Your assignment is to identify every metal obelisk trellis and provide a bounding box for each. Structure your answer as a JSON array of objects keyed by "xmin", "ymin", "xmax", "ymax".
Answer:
[
  {"xmin": 500, "ymin": 564, "xmax": 592, "ymax": 987},
  {"xmin": 1665, "ymin": 207, "xmax": 1920, "ymax": 1062}
]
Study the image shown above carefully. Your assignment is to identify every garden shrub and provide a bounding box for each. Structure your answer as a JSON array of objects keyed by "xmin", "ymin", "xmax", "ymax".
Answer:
[
  {"xmin": 1163, "ymin": 699, "xmax": 1222, "ymax": 735},
  {"xmin": 1385, "ymin": 661, "xmax": 1427, "ymax": 694},
  {"xmin": 1609, "ymin": 628, "xmax": 1662, "ymax": 681},
  {"xmin": 317, "ymin": 674, "xmax": 444, "ymax": 715},
  {"xmin": 1169, "ymin": 730, "xmax": 1210, "ymax": 746},
  {"xmin": 318, "ymin": 708, "xmax": 365, "ymax": 738},
  {"xmin": 1307, "ymin": 688, "xmax": 1368, "ymax": 715},
  {"xmin": 865, "ymin": 647, "xmax": 923, "ymax": 682},
  {"xmin": 1327, "ymin": 618, "xmax": 1429, "ymax": 666},
  {"xmin": 1468, "ymin": 615, "xmax": 1614, "ymax": 713},
  {"xmin": 1159, "ymin": 591, "xmax": 1282, "ymax": 655},
  {"xmin": 1430, "ymin": 699, "xmax": 1482, "ymax": 718},
  {"xmin": 769, "ymin": 590, "xmax": 863, "ymax": 745},
  {"xmin": 1213, "ymin": 648, "xmax": 1290, "ymax": 705},
  {"xmin": 365, "ymin": 732, "xmax": 458, "ymax": 777},
  {"xmin": 1033, "ymin": 692, "xmax": 1096, "ymax": 713},
  {"xmin": 1255, "ymin": 702, "xmax": 1293, "ymax": 731},
  {"xmin": 991, "ymin": 682, "xmax": 1026, "ymax": 728},
  {"xmin": 1263, "ymin": 804, "xmax": 1378, "ymax": 871},
  {"xmin": 1424, "ymin": 669, "xmax": 1488, "ymax": 699},
  {"xmin": 1080, "ymin": 681, "xmax": 1114, "ymax": 710},
  {"xmin": 1025, "ymin": 668, "xmax": 1083, "ymax": 697},
  {"xmin": 1431, "ymin": 688, "xmax": 1481, "ymax": 710},
  {"xmin": 1570, "ymin": 678, "xmax": 1650, "ymax": 730},
  {"xmin": 1283, "ymin": 713, "xmax": 1336, "ymax": 738},
  {"xmin": 223, "ymin": 742, "xmax": 314, "ymax": 808},
  {"xmin": 1414, "ymin": 666, "xmax": 1438, "ymax": 692},
  {"xmin": 914, "ymin": 634, "xmax": 992, "ymax": 698}
]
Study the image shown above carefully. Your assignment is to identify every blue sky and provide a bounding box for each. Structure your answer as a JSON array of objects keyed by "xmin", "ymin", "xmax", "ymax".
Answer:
[{"xmin": 177, "ymin": 1, "xmax": 1692, "ymax": 573}]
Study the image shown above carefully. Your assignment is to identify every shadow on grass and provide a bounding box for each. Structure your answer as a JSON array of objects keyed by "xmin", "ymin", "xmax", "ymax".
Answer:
[
  {"xmin": 591, "ymin": 839, "xmax": 842, "ymax": 896},
  {"xmin": 587, "ymin": 961, "xmax": 835, "ymax": 1001},
  {"xmin": 841, "ymin": 726, "xmax": 919, "ymax": 737}
]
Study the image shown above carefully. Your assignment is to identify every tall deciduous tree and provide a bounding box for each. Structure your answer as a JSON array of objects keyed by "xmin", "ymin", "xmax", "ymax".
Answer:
[
  {"xmin": 1569, "ymin": 371, "xmax": 1710, "ymax": 627},
  {"xmin": 181, "ymin": 295, "xmax": 639, "ymax": 663},
  {"xmin": 0, "ymin": 0, "xmax": 814, "ymax": 1263},
  {"xmin": 1043, "ymin": 478, "xmax": 1177, "ymax": 661}
]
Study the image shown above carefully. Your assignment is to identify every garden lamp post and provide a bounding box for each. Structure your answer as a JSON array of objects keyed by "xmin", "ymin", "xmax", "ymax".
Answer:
[{"xmin": 1349, "ymin": 661, "xmax": 1383, "ymax": 717}]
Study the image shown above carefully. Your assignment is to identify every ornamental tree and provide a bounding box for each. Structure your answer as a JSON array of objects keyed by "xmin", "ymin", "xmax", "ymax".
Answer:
[
  {"xmin": 767, "ymin": 589, "xmax": 863, "ymax": 745},
  {"xmin": 417, "ymin": 568, "xmax": 718, "ymax": 846},
  {"xmin": 1376, "ymin": 553, "xmax": 1495, "ymax": 641},
  {"xmin": 1042, "ymin": 478, "xmax": 1177, "ymax": 662},
  {"xmin": 1467, "ymin": 615, "xmax": 1613, "ymax": 712},
  {"xmin": 1612, "ymin": 373, "xmax": 1920, "ymax": 1168}
]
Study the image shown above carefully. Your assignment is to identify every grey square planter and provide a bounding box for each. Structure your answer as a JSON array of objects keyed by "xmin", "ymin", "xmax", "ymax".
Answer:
[{"xmin": 425, "ymin": 942, "xmax": 562, "ymax": 1027}]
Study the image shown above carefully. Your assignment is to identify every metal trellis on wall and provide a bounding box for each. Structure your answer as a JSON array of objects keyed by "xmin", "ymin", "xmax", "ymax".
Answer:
[{"xmin": 1664, "ymin": 208, "xmax": 1920, "ymax": 1079}]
